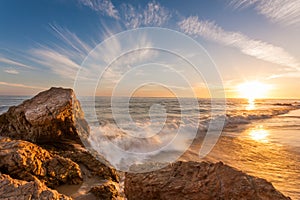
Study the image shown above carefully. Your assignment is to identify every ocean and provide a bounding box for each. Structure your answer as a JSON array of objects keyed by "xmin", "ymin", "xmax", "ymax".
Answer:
[{"xmin": 0, "ymin": 96, "xmax": 299, "ymax": 199}]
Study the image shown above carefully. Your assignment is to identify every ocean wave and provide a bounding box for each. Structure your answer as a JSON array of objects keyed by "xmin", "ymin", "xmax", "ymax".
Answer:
[
  {"xmin": 0, "ymin": 105, "xmax": 10, "ymax": 115},
  {"xmin": 272, "ymin": 103, "xmax": 293, "ymax": 106},
  {"xmin": 224, "ymin": 108, "xmax": 294, "ymax": 127},
  {"xmin": 87, "ymin": 118, "xmax": 200, "ymax": 170}
]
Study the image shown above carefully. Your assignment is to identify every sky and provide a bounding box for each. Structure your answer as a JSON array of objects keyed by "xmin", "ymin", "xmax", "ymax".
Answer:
[{"xmin": 0, "ymin": 0, "xmax": 299, "ymax": 98}]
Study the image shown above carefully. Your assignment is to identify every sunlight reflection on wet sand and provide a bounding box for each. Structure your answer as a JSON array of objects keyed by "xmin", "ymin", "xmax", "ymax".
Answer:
[
  {"xmin": 183, "ymin": 121, "xmax": 300, "ymax": 199},
  {"xmin": 196, "ymin": 135, "xmax": 300, "ymax": 199},
  {"xmin": 247, "ymin": 125, "xmax": 269, "ymax": 143}
]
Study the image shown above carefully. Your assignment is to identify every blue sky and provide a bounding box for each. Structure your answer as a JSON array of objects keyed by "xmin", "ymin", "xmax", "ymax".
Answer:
[{"xmin": 0, "ymin": 0, "xmax": 299, "ymax": 98}]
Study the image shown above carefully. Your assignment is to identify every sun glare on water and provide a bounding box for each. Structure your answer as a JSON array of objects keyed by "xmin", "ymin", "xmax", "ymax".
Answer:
[{"xmin": 237, "ymin": 81, "xmax": 271, "ymax": 102}]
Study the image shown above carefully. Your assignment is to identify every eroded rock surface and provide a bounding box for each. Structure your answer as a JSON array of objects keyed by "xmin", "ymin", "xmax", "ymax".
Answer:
[
  {"xmin": 46, "ymin": 141, "xmax": 121, "ymax": 199},
  {"xmin": 0, "ymin": 137, "xmax": 82, "ymax": 188},
  {"xmin": 0, "ymin": 172, "xmax": 71, "ymax": 200},
  {"xmin": 0, "ymin": 87, "xmax": 88, "ymax": 143},
  {"xmin": 125, "ymin": 161, "xmax": 290, "ymax": 200},
  {"xmin": 52, "ymin": 142, "xmax": 119, "ymax": 183},
  {"xmin": 90, "ymin": 180, "xmax": 120, "ymax": 200}
]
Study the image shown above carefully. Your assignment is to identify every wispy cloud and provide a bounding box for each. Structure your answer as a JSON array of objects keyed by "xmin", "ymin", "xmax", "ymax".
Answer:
[
  {"xmin": 0, "ymin": 57, "xmax": 34, "ymax": 69},
  {"xmin": 4, "ymin": 69, "xmax": 19, "ymax": 75},
  {"xmin": 178, "ymin": 16, "xmax": 300, "ymax": 69},
  {"xmin": 267, "ymin": 70, "xmax": 300, "ymax": 79},
  {"xmin": 78, "ymin": 0, "xmax": 119, "ymax": 19},
  {"xmin": 24, "ymin": 24, "xmax": 96, "ymax": 81},
  {"xmin": 121, "ymin": 1, "xmax": 171, "ymax": 29},
  {"xmin": 30, "ymin": 47, "xmax": 80, "ymax": 80},
  {"xmin": 0, "ymin": 27, "xmax": 89, "ymax": 90},
  {"xmin": 83, "ymin": 33, "xmax": 156, "ymax": 85},
  {"xmin": 32, "ymin": 1, "xmax": 171, "ymax": 83},
  {"xmin": 229, "ymin": 0, "xmax": 300, "ymax": 26},
  {"xmin": 78, "ymin": 0, "xmax": 171, "ymax": 29},
  {"xmin": 49, "ymin": 24, "xmax": 92, "ymax": 57},
  {"xmin": 0, "ymin": 81, "xmax": 47, "ymax": 90}
]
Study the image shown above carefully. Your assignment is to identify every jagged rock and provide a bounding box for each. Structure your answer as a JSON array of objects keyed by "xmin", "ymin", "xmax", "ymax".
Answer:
[
  {"xmin": 90, "ymin": 180, "xmax": 120, "ymax": 200},
  {"xmin": 40, "ymin": 139, "xmax": 119, "ymax": 183},
  {"xmin": 58, "ymin": 145, "xmax": 119, "ymax": 183},
  {"xmin": 43, "ymin": 141, "xmax": 121, "ymax": 199},
  {"xmin": 0, "ymin": 137, "xmax": 82, "ymax": 188},
  {"xmin": 0, "ymin": 87, "xmax": 89, "ymax": 143},
  {"xmin": 0, "ymin": 172, "xmax": 71, "ymax": 200},
  {"xmin": 125, "ymin": 161, "xmax": 290, "ymax": 200}
]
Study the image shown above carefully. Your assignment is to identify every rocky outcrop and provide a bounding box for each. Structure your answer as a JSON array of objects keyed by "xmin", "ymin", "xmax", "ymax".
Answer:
[
  {"xmin": 0, "ymin": 87, "xmax": 88, "ymax": 143},
  {"xmin": 125, "ymin": 161, "xmax": 290, "ymax": 200},
  {"xmin": 90, "ymin": 180, "xmax": 120, "ymax": 200},
  {"xmin": 0, "ymin": 172, "xmax": 71, "ymax": 200},
  {"xmin": 0, "ymin": 137, "xmax": 82, "ymax": 188},
  {"xmin": 0, "ymin": 87, "xmax": 121, "ymax": 200}
]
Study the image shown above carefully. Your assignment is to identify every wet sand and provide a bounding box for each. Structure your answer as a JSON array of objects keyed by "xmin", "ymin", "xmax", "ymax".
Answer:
[{"xmin": 181, "ymin": 111, "xmax": 300, "ymax": 199}]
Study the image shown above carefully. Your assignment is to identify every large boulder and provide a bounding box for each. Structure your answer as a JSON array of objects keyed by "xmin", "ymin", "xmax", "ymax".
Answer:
[
  {"xmin": 0, "ymin": 87, "xmax": 88, "ymax": 143},
  {"xmin": 0, "ymin": 137, "xmax": 82, "ymax": 188},
  {"xmin": 0, "ymin": 87, "xmax": 123, "ymax": 199},
  {"xmin": 0, "ymin": 172, "xmax": 71, "ymax": 200},
  {"xmin": 125, "ymin": 161, "xmax": 290, "ymax": 200}
]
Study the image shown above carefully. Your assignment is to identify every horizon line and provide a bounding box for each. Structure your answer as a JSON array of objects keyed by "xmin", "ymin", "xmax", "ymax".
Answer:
[{"xmin": 0, "ymin": 94, "xmax": 298, "ymax": 101}]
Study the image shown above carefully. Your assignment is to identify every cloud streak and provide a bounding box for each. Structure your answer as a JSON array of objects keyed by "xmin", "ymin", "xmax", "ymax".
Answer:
[
  {"xmin": 267, "ymin": 70, "xmax": 300, "ymax": 79},
  {"xmin": 30, "ymin": 48, "xmax": 80, "ymax": 80},
  {"xmin": 79, "ymin": 0, "xmax": 171, "ymax": 29},
  {"xmin": 0, "ymin": 81, "xmax": 47, "ymax": 90},
  {"xmin": 0, "ymin": 57, "xmax": 34, "ymax": 69},
  {"xmin": 229, "ymin": 0, "xmax": 300, "ymax": 26},
  {"xmin": 4, "ymin": 69, "xmax": 19, "ymax": 75},
  {"xmin": 24, "ymin": 24, "xmax": 96, "ymax": 81},
  {"xmin": 30, "ymin": 1, "xmax": 171, "ymax": 83},
  {"xmin": 78, "ymin": 0, "xmax": 119, "ymax": 19},
  {"xmin": 178, "ymin": 16, "xmax": 300, "ymax": 69},
  {"xmin": 121, "ymin": 1, "xmax": 171, "ymax": 29},
  {"xmin": 49, "ymin": 24, "xmax": 92, "ymax": 57}
]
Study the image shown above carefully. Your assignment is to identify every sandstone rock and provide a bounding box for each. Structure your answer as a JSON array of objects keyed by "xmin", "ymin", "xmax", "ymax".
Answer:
[
  {"xmin": 59, "ymin": 147, "xmax": 119, "ymax": 183},
  {"xmin": 90, "ymin": 180, "xmax": 120, "ymax": 200},
  {"xmin": 0, "ymin": 87, "xmax": 89, "ymax": 143},
  {"xmin": 125, "ymin": 161, "xmax": 290, "ymax": 200},
  {"xmin": 44, "ymin": 141, "xmax": 121, "ymax": 199},
  {"xmin": 0, "ymin": 172, "xmax": 71, "ymax": 200},
  {"xmin": 0, "ymin": 137, "xmax": 82, "ymax": 188},
  {"xmin": 41, "ymin": 138, "xmax": 119, "ymax": 183}
]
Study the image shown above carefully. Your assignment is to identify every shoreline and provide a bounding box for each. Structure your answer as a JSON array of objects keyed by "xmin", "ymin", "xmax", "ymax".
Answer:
[{"xmin": 181, "ymin": 135, "xmax": 299, "ymax": 199}]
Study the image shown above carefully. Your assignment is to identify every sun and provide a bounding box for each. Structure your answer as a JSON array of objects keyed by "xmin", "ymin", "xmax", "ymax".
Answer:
[{"xmin": 237, "ymin": 81, "xmax": 271, "ymax": 101}]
